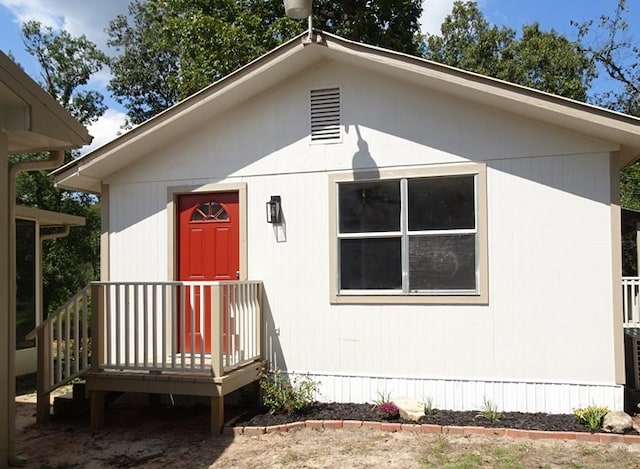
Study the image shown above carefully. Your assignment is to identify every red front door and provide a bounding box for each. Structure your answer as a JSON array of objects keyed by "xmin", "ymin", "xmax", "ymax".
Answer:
[{"xmin": 178, "ymin": 192, "xmax": 239, "ymax": 353}]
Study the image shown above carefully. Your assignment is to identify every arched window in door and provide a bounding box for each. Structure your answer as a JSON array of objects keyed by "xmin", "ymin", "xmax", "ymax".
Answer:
[{"xmin": 190, "ymin": 202, "xmax": 229, "ymax": 222}]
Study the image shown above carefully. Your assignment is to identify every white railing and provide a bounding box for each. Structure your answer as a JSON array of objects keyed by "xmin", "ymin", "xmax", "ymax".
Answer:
[
  {"xmin": 91, "ymin": 281, "xmax": 263, "ymax": 377},
  {"xmin": 26, "ymin": 284, "xmax": 93, "ymax": 421},
  {"xmin": 623, "ymin": 277, "xmax": 640, "ymax": 328}
]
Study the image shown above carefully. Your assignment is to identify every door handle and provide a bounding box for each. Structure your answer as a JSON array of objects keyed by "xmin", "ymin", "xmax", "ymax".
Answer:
[{"xmin": 236, "ymin": 270, "xmax": 240, "ymax": 279}]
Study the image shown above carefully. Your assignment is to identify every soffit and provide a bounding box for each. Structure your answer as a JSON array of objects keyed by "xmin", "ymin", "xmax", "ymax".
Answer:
[
  {"xmin": 0, "ymin": 51, "xmax": 91, "ymax": 154},
  {"xmin": 15, "ymin": 205, "xmax": 85, "ymax": 227}
]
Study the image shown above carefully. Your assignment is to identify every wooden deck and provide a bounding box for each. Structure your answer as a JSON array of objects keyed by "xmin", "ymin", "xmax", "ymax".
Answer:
[
  {"xmin": 28, "ymin": 281, "xmax": 265, "ymax": 433},
  {"xmin": 84, "ymin": 359, "xmax": 264, "ymax": 433}
]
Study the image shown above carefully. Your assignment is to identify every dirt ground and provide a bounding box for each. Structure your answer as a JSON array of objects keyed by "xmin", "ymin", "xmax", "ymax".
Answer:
[{"xmin": 12, "ymin": 393, "xmax": 640, "ymax": 468}]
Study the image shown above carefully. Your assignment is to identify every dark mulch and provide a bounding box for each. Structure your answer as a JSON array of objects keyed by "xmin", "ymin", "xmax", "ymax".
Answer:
[{"xmin": 235, "ymin": 402, "xmax": 638, "ymax": 434}]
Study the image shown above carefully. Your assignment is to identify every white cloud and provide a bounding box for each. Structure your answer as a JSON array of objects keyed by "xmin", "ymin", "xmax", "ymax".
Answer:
[
  {"xmin": 420, "ymin": 0, "xmax": 456, "ymax": 36},
  {"xmin": 0, "ymin": 0, "xmax": 129, "ymax": 52},
  {"xmin": 80, "ymin": 108, "xmax": 128, "ymax": 155}
]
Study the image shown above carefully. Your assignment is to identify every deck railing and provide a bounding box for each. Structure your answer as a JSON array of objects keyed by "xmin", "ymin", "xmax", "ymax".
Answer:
[
  {"xmin": 623, "ymin": 277, "xmax": 640, "ymax": 328},
  {"xmin": 26, "ymin": 284, "xmax": 93, "ymax": 421},
  {"xmin": 92, "ymin": 281, "xmax": 263, "ymax": 377},
  {"xmin": 28, "ymin": 280, "xmax": 263, "ymax": 421}
]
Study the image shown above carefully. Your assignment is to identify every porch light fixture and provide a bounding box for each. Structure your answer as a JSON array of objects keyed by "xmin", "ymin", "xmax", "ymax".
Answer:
[{"xmin": 266, "ymin": 196, "xmax": 282, "ymax": 224}]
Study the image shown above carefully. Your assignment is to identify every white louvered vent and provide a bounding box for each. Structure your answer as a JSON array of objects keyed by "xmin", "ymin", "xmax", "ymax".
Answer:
[{"xmin": 310, "ymin": 87, "xmax": 341, "ymax": 142}]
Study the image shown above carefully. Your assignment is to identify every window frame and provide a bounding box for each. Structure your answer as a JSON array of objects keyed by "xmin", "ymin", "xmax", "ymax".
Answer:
[{"xmin": 329, "ymin": 163, "xmax": 488, "ymax": 305}]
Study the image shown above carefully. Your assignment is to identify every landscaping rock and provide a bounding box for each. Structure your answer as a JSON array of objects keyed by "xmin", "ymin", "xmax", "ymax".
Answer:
[
  {"xmin": 602, "ymin": 411, "xmax": 634, "ymax": 433},
  {"xmin": 394, "ymin": 398, "xmax": 424, "ymax": 422}
]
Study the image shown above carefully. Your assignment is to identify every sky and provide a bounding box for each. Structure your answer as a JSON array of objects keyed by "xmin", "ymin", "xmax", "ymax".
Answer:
[{"xmin": 0, "ymin": 0, "xmax": 637, "ymax": 154}]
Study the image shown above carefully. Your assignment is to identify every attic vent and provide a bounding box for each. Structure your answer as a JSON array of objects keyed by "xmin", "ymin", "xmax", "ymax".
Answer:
[{"xmin": 310, "ymin": 87, "xmax": 341, "ymax": 142}]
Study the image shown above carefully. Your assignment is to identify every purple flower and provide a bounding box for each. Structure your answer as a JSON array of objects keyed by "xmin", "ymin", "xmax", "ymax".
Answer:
[{"xmin": 376, "ymin": 402, "xmax": 400, "ymax": 419}]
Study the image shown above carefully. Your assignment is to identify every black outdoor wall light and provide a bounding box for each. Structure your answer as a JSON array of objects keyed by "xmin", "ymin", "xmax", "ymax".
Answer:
[{"xmin": 266, "ymin": 196, "xmax": 282, "ymax": 224}]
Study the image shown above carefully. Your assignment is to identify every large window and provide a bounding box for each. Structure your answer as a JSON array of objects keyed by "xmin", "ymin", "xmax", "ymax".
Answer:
[{"xmin": 331, "ymin": 164, "xmax": 487, "ymax": 304}]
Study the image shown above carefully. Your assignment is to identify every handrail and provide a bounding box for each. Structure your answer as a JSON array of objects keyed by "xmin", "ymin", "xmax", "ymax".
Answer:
[
  {"xmin": 31, "ymin": 283, "xmax": 93, "ymax": 422},
  {"xmin": 26, "ymin": 283, "xmax": 92, "ymax": 341}
]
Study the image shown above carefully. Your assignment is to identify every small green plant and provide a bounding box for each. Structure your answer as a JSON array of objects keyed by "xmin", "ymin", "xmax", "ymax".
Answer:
[
  {"xmin": 476, "ymin": 396, "xmax": 502, "ymax": 422},
  {"xmin": 373, "ymin": 391, "xmax": 392, "ymax": 406},
  {"xmin": 258, "ymin": 367, "xmax": 319, "ymax": 415},
  {"xmin": 573, "ymin": 405, "xmax": 609, "ymax": 430},
  {"xmin": 423, "ymin": 396, "xmax": 434, "ymax": 416}
]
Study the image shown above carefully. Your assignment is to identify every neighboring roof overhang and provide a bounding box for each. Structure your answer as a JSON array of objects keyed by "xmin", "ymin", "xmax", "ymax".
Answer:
[
  {"xmin": 52, "ymin": 31, "xmax": 640, "ymax": 194},
  {"xmin": 14, "ymin": 205, "xmax": 85, "ymax": 227},
  {"xmin": 0, "ymin": 51, "xmax": 92, "ymax": 154}
]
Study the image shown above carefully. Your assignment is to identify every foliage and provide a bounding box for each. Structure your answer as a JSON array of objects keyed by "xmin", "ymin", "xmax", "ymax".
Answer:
[
  {"xmin": 372, "ymin": 391, "xmax": 400, "ymax": 420},
  {"xmin": 106, "ymin": 0, "xmax": 181, "ymax": 125},
  {"xmin": 107, "ymin": 0, "xmax": 425, "ymax": 124},
  {"xmin": 313, "ymin": 0, "xmax": 423, "ymax": 56},
  {"xmin": 573, "ymin": 406, "xmax": 609, "ymax": 430},
  {"xmin": 476, "ymin": 397, "xmax": 502, "ymax": 422},
  {"xmin": 21, "ymin": 21, "xmax": 108, "ymax": 126},
  {"xmin": 258, "ymin": 368, "xmax": 319, "ymax": 414},
  {"xmin": 107, "ymin": 0, "xmax": 301, "ymax": 122},
  {"xmin": 423, "ymin": 396, "xmax": 434, "ymax": 416},
  {"xmin": 425, "ymin": 1, "xmax": 595, "ymax": 101},
  {"xmin": 574, "ymin": 0, "xmax": 639, "ymax": 116},
  {"xmin": 13, "ymin": 21, "xmax": 105, "ymax": 316},
  {"xmin": 574, "ymin": 1, "xmax": 640, "ymax": 226},
  {"xmin": 375, "ymin": 402, "xmax": 400, "ymax": 420}
]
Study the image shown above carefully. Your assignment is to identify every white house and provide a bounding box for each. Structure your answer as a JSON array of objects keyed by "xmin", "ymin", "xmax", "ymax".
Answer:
[{"xmin": 51, "ymin": 31, "xmax": 640, "ymax": 427}]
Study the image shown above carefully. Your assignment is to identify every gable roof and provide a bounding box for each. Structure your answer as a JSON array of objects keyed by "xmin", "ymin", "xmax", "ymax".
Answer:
[
  {"xmin": 0, "ymin": 51, "xmax": 92, "ymax": 154},
  {"xmin": 53, "ymin": 31, "xmax": 640, "ymax": 194}
]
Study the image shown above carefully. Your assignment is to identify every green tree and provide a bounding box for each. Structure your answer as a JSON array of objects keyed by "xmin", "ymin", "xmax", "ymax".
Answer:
[
  {"xmin": 13, "ymin": 21, "xmax": 107, "ymax": 315},
  {"xmin": 574, "ymin": 0, "xmax": 640, "ymax": 274},
  {"xmin": 313, "ymin": 0, "xmax": 423, "ymax": 55},
  {"xmin": 108, "ymin": 0, "xmax": 424, "ymax": 124},
  {"xmin": 425, "ymin": 1, "xmax": 595, "ymax": 101},
  {"xmin": 424, "ymin": 0, "xmax": 514, "ymax": 78},
  {"xmin": 575, "ymin": 0, "xmax": 639, "ymax": 116},
  {"xmin": 107, "ymin": 0, "xmax": 182, "ymax": 125}
]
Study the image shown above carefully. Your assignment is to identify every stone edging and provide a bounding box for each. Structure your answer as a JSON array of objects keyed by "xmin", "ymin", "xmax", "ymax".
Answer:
[{"xmin": 224, "ymin": 420, "xmax": 640, "ymax": 444}]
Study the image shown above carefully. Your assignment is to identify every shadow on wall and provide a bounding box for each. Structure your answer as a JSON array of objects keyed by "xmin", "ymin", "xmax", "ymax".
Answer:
[
  {"xmin": 261, "ymin": 289, "xmax": 287, "ymax": 373},
  {"xmin": 348, "ymin": 124, "xmax": 379, "ymax": 181}
]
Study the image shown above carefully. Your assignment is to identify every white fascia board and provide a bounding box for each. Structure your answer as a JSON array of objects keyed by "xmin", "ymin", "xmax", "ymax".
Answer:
[
  {"xmin": 0, "ymin": 51, "xmax": 91, "ymax": 152},
  {"xmin": 15, "ymin": 205, "xmax": 85, "ymax": 227}
]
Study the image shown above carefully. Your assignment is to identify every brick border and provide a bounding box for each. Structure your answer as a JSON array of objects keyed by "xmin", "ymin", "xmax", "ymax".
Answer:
[{"xmin": 226, "ymin": 420, "xmax": 640, "ymax": 444}]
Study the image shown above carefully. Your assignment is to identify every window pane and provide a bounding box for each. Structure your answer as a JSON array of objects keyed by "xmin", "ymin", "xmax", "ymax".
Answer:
[
  {"xmin": 409, "ymin": 234, "xmax": 476, "ymax": 290},
  {"xmin": 340, "ymin": 238, "xmax": 401, "ymax": 289},
  {"xmin": 16, "ymin": 219, "xmax": 36, "ymax": 349},
  {"xmin": 339, "ymin": 181, "xmax": 400, "ymax": 233},
  {"xmin": 408, "ymin": 176, "xmax": 475, "ymax": 230}
]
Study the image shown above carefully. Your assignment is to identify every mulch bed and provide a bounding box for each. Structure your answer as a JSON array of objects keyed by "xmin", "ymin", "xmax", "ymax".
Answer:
[{"xmin": 234, "ymin": 402, "xmax": 638, "ymax": 434}]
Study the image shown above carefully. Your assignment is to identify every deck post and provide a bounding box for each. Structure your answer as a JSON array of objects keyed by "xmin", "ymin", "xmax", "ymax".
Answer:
[
  {"xmin": 211, "ymin": 285, "xmax": 223, "ymax": 378},
  {"xmin": 90, "ymin": 390, "xmax": 105, "ymax": 431},
  {"xmin": 210, "ymin": 395, "xmax": 224, "ymax": 434},
  {"xmin": 91, "ymin": 283, "xmax": 104, "ymax": 371},
  {"xmin": 90, "ymin": 284, "xmax": 106, "ymax": 431},
  {"xmin": 35, "ymin": 326, "xmax": 51, "ymax": 423}
]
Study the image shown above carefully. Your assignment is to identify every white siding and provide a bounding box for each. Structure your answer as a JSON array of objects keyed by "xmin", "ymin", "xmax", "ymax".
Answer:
[{"xmin": 104, "ymin": 60, "xmax": 621, "ymax": 412}]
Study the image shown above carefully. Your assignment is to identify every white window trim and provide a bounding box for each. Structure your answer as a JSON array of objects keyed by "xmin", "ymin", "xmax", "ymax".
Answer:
[{"xmin": 329, "ymin": 163, "xmax": 488, "ymax": 305}]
